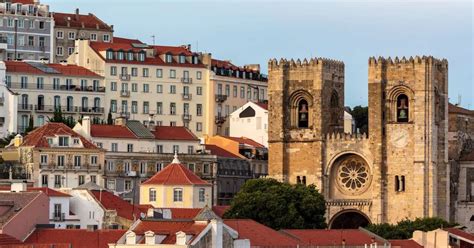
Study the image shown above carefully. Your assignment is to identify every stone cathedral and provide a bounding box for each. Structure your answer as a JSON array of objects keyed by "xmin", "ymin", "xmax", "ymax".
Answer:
[{"xmin": 267, "ymin": 56, "xmax": 449, "ymax": 228}]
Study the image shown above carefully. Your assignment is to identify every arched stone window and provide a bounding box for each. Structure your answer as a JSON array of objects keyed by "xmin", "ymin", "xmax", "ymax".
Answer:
[
  {"xmin": 396, "ymin": 94, "xmax": 409, "ymax": 122},
  {"xmin": 330, "ymin": 90, "xmax": 339, "ymax": 126},
  {"xmin": 290, "ymin": 90, "xmax": 312, "ymax": 129},
  {"xmin": 330, "ymin": 91, "xmax": 339, "ymax": 108}
]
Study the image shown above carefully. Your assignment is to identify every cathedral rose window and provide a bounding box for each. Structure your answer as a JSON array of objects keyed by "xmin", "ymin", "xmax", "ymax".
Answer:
[{"xmin": 336, "ymin": 156, "xmax": 370, "ymax": 195}]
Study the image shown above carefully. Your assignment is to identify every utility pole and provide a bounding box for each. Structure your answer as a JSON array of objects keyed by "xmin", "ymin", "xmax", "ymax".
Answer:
[{"xmin": 151, "ymin": 35, "xmax": 155, "ymax": 45}]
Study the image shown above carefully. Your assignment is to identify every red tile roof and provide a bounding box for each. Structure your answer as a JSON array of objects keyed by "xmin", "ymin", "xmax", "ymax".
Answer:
[
  {"xmin": 169, "ymin": 208, "xmax": 202, "ymax": 219},
  {"xmin": 255, "ymin": 102, "xmax": 268, "ymax": 110},
  {"xmin": 4, "ymin": 61, "xmax": 102, "ymax": 78},
  {"xmin": 24, "ymin": 229, "xmax": 125, "ymax": 248},
  {"xmin": 20, "ymin": 123, "xmax": 98, "ymax": 149},
  {"xmin": 212, "ymin": 205, "xmax": 230, "ymax": 218},
  {"xmin": 152, "ymin": 126, "xmax": 199, "ymax": 141},
  {"xmin": 445, "ymin": 228, "xmax": 474, "ymax": 242},
  {"xmin": 11, "ymin": 0, "xmax": 35, "ymax": 4},
  {"xmin": 133, "ymin": 220, "xmax": 207, "ymax": 244},
  {"xmin": 0, "ymin": 186, "xmax": 70, "ymax": 197},
  {"xmin": 113, "ymin": 37, "xmax": 142, "ymax": 44},
  {"xmin": 389, "ymin": 239, "xmax": 424, "ymax": 248},
  {"xmin": 211, "ymin": 59, "xmax": 257, "ymax": 72},
  {"xmin": 224, "ymin": 219, "xmax": 299, "ymax": 247},
  {"xmin": 90, "ymin": 124, "xmax": 136, "ymax": 139},
  {"xmin": 142, "ymin": 163, "xmax": 210, "ymax": 186},
  {"xmin": 205, "ymin": 144, "xmax": 243, "ymax": 158},
  {"xmin": 90, "ymin": 190, "xmax": 144, "ymax": 221},
  {"xmin": 153, "ymin": 45, "xmax": 194, "ymax": 56},
  {"xmin": 449, "ymin": 103, "xmax": 474, "ymax": 116},
  {"xmin": 225, "ymin": 136, "xmax": 265, "ymax": 148},
  {"xmin": 0, "ymin": 234, "xmax": 22, "ymax": 245},
  {"xmin": 53, "ymin": 12, "xmax": 113, "ymax": 31},
  {"xmin": 281, "ymin": 229, "xmax": 382, "ymax": 246}
]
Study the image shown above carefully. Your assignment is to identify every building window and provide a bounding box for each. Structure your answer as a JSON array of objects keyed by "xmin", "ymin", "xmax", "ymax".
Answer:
[
  {"xmin": 90, "ymin": 175, "xmax": 97, "ymax": 184},
  {"xmin": 199, "ymin": 188, "xmax": 205, "ymax": 202},
  {"xmin": 196, "ymin": 122, "xmax": 202, "ymax": 132},
  {"xmin": 143, "ymin": 84, "xmax": 149, "ymax": 93},
  {"xmin": 90, "ymin": 155, "xmax": 98, "ymax": 165},
  {"xmin": 203, "ymin": 163, "xmax": 210, "ymax": 174},
  {"xmin": 41, "ymin": 175, "xmax": 48, "ymax": 187},
  {"xmin": 156, "ymin": 69, "xmax": 163, "ymax": 78},
  {"xmin": 156, "ymin": 145, "xmax": 163, "ymax": 154},
  {"xmin": 131, "ymin": 83, "xmax": 137, "ymax": 92},
  {"xmin": 103, "ymin": 34, "xmax": 110, "ymax": 42},
  {"xmin": 107, "ymin": 179, "xmax": 116, "ymax": 190},
  {"xmin": 196, "ymin": 71, "xmax": 202, "ymax": 80},
  {"xmin": 40, "ymin": 154, "xmax": 48, "ymax": 165},
  {"xmin": 68, "ymin": 32, "xmax": 76, "ymax": 40},
  {"xmin": 156, "ymin": 162, "xmax": 164, "ymax": 171},
  {"xmin": 110, "ymin": 81, "xmax": 117, "ymax": 91},
  {"xmin": 187, "ymin": 146, "xmax": 194, "ymax": 154},
  {"xmin": 165, "ymin": 54, "xmax": 173, "ymax": 63},
  {"xmin": 39, "ymin": 21, "xmax": 45, "ymax": 29},
  {"xmin": 131, "ymin": 68, "xmax": 138, "ymax": 77},
  {"xmin": 395, "ymin": 175, "xmax": 406, "ymax": 192},
  {"xmin": 173, "ymin": 145, "xmax": 179, "ymax": 154},
  {"xmin": 170, "ymin": 85, "xmax": 176, "ymax": 94},
  {"xmin": 110, "ymin": 100, "xmax": 117, "ymax": 113},
  {"xmin": 170, "ymin": 103, "xmax": 176, "ymax": 115},
  {"xmin": 233, "ymin": 86, "xmax": 238, "ymax": 97},
  {"xmin": 143, "ymin": 68, "xmax": 149, "ymax": 77},
  {"xmin": 149, "ymin": 188, "xmax": 156, "ymax": 202},
  {"xmin": 397, "ymin": 94, "xmax": 409, "ymax": 122},
  {"xmin": 90, "ymin": 33, "xmax": 97, "ymax": 41},
  {"xmin": 156, "ymin": 102, "xmax": 163, "ymax": 115},
  {"xmin": 173, "ymin": 188, "xmax": 183, "ymax": 202},
  {"xmin": 68, "ymin": 47, "xmax": 74, "ymax": 55},
  {"xmin": 188, "ymin": 163, "xmax": 195, "ymax": 171},
  {"xmin": 297, "ymin": 99, "xmax": 309, "ymax": 128},
  {"xmin": 74, "ymin": 156, "xmax": 82, "ymax": 167},
  {"xmin": 196, "ymin": 104, "xmax": 202, "ymax": 116},
  {"xmin": 143, "ymin": 102, "xmax": 149, "ymax": 114},
  {"xmin": 54, "ymin": 175, "xmax": 61, "ymax": 188},
  {"xmin": 57, "ymin": 31, "xmax": 64, "ymax": 39},
  {"xmin": 58, "ymin": 137, "xmax": 69, "ymax": 147},
  {"xmin": 110, "ymin": 66, "xmax": 117, "ymax": 76},
  {"xmin": 140, "ymin": 162, "xmax": 147, "ymax": 174},
  {"xmin": 111, "ymin": 143, "xmax": 118, "ymax": 152},
  {"xmin": 131, "ymin": 101, "xmax": 138, "ymax": 113},
  {"xmin": 170, "ymin": 69, "xmax": 176, "ymax": 78},
  {"xmin": 196, "ymin": 86, "xmax": 202, "ymax": 95},
  {"xmin": 78, "ymin": 175, "xmax": 85, "ymax": 185},
  {"xmin": 107, "ymin": 161, "xmax": 115, "ymax": 171},
  {"xmin": 127, "ymin": 144, "xmax": 133, "ymax": 152},
  {"xmin": 125, "ymin": 180, "xmax": 132, "ymax": 191},
  {"xmin": 240, "ymin": 86, "xmax": 245, "ymax": 98},
  {"xmin": 73, "ymin": 138, "xmax": 80, "ymax": 145},
  {"xmin": 56, "ymin": 46, "xmax": 63, "ymax": 56}
]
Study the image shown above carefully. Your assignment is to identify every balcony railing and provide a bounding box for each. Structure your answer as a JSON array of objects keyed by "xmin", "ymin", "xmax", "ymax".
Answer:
[
  {"xmin": 32, "ymin": 105, "xmax": 104, "ymax": 114},
  {"xmin": 40, "ymin": 163, "xmax": 102, "ymax": 171},
  {"xmin": 181, "ymin": 93, "xmax": 192, "ymax": 100},
  {"xmin": 52, "ymin": 213, "xmax": 66, "ymax": 222},
  {"xmin": 215, "ymin": 94, "xmax": 227, "ymax": 103},
  {"xmin": 0, "ymin": 36, "xmax": 7, "ymax": 44},
  {"xmin": 120, "ymin": 74, "xmax": 131, "ymax": 81},
  {"xmin": 181, "ymin": 77, "xmax": 192, "ymax": 84},
  {"xmin": 119, "ymin": 112, "xmax": 131, "ymax": 119},
  {"xmin": 120, "ymin": 90, "xmax": 130, "ymax": 97},
  {"xmin": 18, "ymin": 104, "xmax": 33, "ymax": 111},
  {"xmin": 215, "ymin": 115, "xmax": 227, "ymax": 125},
  {"xmin": 7, "ymin": 83, "xmax": 105, "ymax": 92},
  {"xmin": 182, "ymin": 114, "xmax": 192, "ymax": 122}
]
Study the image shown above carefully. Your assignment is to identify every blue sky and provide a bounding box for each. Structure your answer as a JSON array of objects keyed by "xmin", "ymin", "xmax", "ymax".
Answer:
[{"xmin": 45, "ymin": 0, "xmax": 473, "ymax": 108}]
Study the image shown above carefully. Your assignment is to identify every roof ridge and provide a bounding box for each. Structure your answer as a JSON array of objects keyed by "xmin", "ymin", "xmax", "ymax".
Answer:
[{"xmin": 179, "ymin": 163, "xmax": 194, "ymax": 184}]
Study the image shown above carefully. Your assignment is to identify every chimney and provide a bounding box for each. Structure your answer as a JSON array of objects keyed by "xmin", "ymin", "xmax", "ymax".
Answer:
[
  {"xmin": 144, "ymin": 231, "xmax": 155, "ymax": 245},
  {"xmin": 125, "ymin": 231, "xmax": 137, "ymax": 245},
  {"xmin": 11, "ymin": 182, "xmax": 27, "ymax": 192},
  {"xmin": 175, "ymin": 231, "xmax": 187, "ymax": 245},
  {"xmin": 13, "ymin": 134, "xmax": 23, "ymax": 147},
  {"xmin": 82, "ymin": 116, "xmax": 91, "ymax": 138},
  {"xmin": 244, "ymin": 64, "xmax": 260, "ymax": 72},
  {"xmin": 75, "ymin": 8, "xmax": 79, "ymax": 20},
  {"xmin": 211, "ymin": 219, "xmax": 223, "ymax": 248},
  {"xmin": 114, "ymin": 116, "xmax": 127, "ymax": 126},
  {"xmin": 147, "ymin": 208, "xmax": 154, "ymax": 218}
]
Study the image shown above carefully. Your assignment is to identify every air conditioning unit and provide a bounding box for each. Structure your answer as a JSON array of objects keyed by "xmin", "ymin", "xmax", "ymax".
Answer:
[{"xmin": 127, "ymin": 171, "xmax": 137, "ymax": 177}]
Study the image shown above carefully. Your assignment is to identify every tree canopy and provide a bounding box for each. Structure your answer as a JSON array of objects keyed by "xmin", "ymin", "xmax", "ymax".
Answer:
[
  {"xmin": 348, "ymin": 105, "xmax": 369, "ymax": 134},
  {"xmin": 366, "ymin": 217, "xmax": 457, "ymax": 239},
  {"xmin": 223, "ymin": 178, "xmax": 326, "ymax": 230},
  {"xmin": 48, "ymin": 107, "xmax": 75, "ymax": 128}
]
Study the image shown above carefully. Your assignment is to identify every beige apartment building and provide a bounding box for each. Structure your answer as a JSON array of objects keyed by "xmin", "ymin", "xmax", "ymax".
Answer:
[
  {"xmin": 52, "ymin": 8, "xmax": 113, "ymax": 63},
  {"xmin": 4, "ymin": 61, "xmax": 105, "ymax": 133},
  {"xmin": 203, "ymin": 58, "xmax": 268, "ymax": 136},
  {"xmin": 69, "ymin": 38, "xmax": 209, "ymax": 136}
]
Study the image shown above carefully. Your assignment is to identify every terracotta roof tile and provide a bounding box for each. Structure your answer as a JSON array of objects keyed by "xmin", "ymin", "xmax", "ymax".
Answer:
[
  {"xmin": 445, "ymin": 228, "xmax": 474, "ymax": 242},
  {"xmin": 389, "ymin": 239, "xmax": 423, "ymax": 248},
  {"xmin": 4, "ymin": 61, "xmax": 102, "ymax": 77},
  {"xmin": 449, "ymin": 103, "xmax": 474, "ymax": 116},
  {"xmin": 225, "ymin": 136, "xmax": 265, "ymax": 148},
  {"xmin": 225, "ymin": 219, "xmax": 299, "ymax": 247},
  {"xmin": 90, "ymin": 190, "xmax": 144, "ymax": 221},
  {"xmin": 133, "ymin": 220, "xmax": 207, "ymax": 244},
  {"xmin": 113, "ymin": 37, "xmax": 142, "ymax": 44},
  {"xmin": 11, "ymin": 0, "xmax": 35, "ymax": 4},
  {"xmin": 169, "ymin": 208, "xmax": 202, "ymax": 219},
  {"xmin": 152, "ymin": 126, "xmax": 199, "ymax": 141},
  {"xmin": 281, "ymin": 229, "xmax": 383, "ymax": 246},
  {"xmin": 0, "ymin": 234, "xmax": 22, "ymax": 245},
  {"xmin": 90, "ymin": 124, "xmax": 136, "ymax": 139},
  {"xmin": 53, "ymin": 12, "xmax": 112, "ymax": 31},
  {"xmin": 24, "ymin": 229, "xmax": 125, "ymax": 248},
  {"xmin": 255, "ymin": 102, "xmax": 268, "ymax": 110},
  {"xmin": 205, "ymin": 144, "xmax": 243, "ymax": 158},
  {"xmin": 212, "ymin": 205, "xmax": 230, "ymax": 218},
  {"xmin": 143, "ymin": 163, "xmax": 210, "ymax": 186},
  {"xmin": 211, "ymin": 59, "xmax": 257, "ymax": 72},
  {"xmin": 0, "ymin": 192, "xmax": 42, "ymax": 228},
  {"xmin": 0, "ymin": 186, "xmax": 70, "ymax": 197},
  {"xmin": 20, "ymin": 122, "xmax": 98, "ymax": 149}
]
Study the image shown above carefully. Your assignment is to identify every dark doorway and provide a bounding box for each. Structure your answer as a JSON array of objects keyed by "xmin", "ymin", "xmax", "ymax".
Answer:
[{"xmin": 330, "ymin": 211, "xmax": 370, "ymax": 229}]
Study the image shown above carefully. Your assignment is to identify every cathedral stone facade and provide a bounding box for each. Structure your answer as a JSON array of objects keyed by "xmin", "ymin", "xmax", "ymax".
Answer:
[{"xmin": 268, "ymin": 56, "xmax": 449, "ymax": 227}]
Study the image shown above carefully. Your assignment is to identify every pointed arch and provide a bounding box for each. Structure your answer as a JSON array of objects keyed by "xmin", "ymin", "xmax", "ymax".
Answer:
[{"xmin": 289, "ymin": 90, "xmax": 313, "ymax": 128}]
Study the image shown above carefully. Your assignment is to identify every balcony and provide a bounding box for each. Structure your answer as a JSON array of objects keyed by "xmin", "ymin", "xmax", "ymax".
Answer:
[
  {"xmin": 215, "ymin": 115, "xmax": 227, "ymax": 125},
  {"xmin": 18, "ymin": 104, "xmax": 33, "ymax": 112},
  {"xmin": 35, "ymin": 105, "xmax": 56, "ymax": 113},
  {"xmin": 40, "ymin": 163, "xmax": 102, "ymax": 172},
  {"xmin": 6, "ymin": 83, "xmax": 106, "ymax": 92},
  {"xmin": 120, "ymin": 90, "xmax": 130, "ymax": 97},
  {"xmin": 215, "ymin": 94, "xmax": 227, "ymax": 103},
  {"xmin": 80, "ymin": 107, "xmax": 105, "ymax": 114},
  {"xmin": 181, "ymin": 93, "xmax": 192, "ymax": 100},
  {"xmin": 181, "ymin": 77, "xmax": 193, "ymax": 84},
  {"xmin": 120, "ymin": 74, "xmax": 131, "ymax": 81},
  {"xmin": 52, "ymin": 213, "xmax": 66, "ymax": 222},
  {"xmin": 119, "ymin": 112, "xmax": 131, "ymax": 119},
  {"xmin": 182, "ymin": 114, "xmax": 192, "ymax": 122},
  {"xmin": 33, "ymin": 105, "xmax": 104, "ymax": 114}
]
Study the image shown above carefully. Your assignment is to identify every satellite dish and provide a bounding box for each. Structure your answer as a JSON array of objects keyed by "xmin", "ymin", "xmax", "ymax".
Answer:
[{"xmin": 140, "ymin": 212, "xmax": 146, "ymax": 219}]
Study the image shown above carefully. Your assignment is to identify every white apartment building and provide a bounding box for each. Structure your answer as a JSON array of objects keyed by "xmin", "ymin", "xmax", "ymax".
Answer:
[
  {"xmin": 229, "ymin": 101, "xmax": 268, "ymax": 147},
  {"xmin": 205, "ymin": 58, "xmax": 268, "ymax": 136},
  {"xmin": 4, "ymin": 61, "xmax": 105, "ymax": 133},
  {"xmin": 0, "ymin": 0, "xmax": 54, "ymax": 61},
  {"xmin": 69, "ymin": 38, "xmax": 209, "ymax": 136},
  {"xmin": 0, "ymin": 61, "xmax": 18, "ymax": 137}
]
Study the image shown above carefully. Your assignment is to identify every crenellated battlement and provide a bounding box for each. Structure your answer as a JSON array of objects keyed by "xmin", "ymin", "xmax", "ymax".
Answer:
[
  {"xmin": 325, "ymin": 132, "xmax": 368, "ymax": 142},
  {"xmin": 368, "ymin": 56, "xmax": 448, "ymax": 68},
  {"xmin": 268, "ymin": 57, "xmax": 345, "ymax": 72}
]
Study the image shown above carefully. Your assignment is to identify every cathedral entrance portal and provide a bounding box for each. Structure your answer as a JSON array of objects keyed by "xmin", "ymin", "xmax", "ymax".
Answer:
[{"xmin": 329, "ymin": 210, "xmax": 370, "ymax": 229}]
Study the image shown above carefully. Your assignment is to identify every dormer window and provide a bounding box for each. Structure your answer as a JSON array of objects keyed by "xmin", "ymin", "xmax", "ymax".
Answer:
[
  {"xmin": 192, "ymin": 56, "xmax": 198, "ymax": 64},
  {"xmin": 106, "ymin": 50, "xmax": 114, "ymax": 60},
  {"xmin": 28, "ymin": 5, "xmax": 34, "ymax": 14},
  {"xmin": 138, "ymin": 52, "xmax": 145, "ymax": 61},
  {"xmin": 16, "ymin": 4, "xmax": 22, "ymax": 13},
  {"xmin": 165, "ymin": 54, "xmax": 173, "ymax": 63},
  {"xmin": 249, "ymin": 72, "xmax": 253, "ymax": 79},
  {"xmin": 127, "ymin": 52, "xmax": 134, "ymax": 61},
  {"xmin": 236, "ymin": 71, "xmax": 240, "ymax": 77},
  {"xmin": 73, "ymin": 138, "xmax": 80, "ymax": 145},
  {"xmin": 6, "ymin": 3, "xmax": 11, "ymax": 12},
  {"xmin": 117, "ymin": 51, "xmax": 124, "ymax": 60},
  {"xmin": 47, "ymin": 138, "xmax": 53, "ymax": 145},
  {"xmin": 179, "ymin": 55, "xmax": 186, "ymax": 63},
  {"xmin": 58, "ymin": 136, "xmax": 69, "ymax": 147}
]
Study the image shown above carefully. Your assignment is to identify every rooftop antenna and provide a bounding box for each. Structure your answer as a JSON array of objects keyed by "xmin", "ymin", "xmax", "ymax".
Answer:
[
  {"xmin": 458, "ymin": 94, "xmax": 462, "ymax": 106},
  {"xmin": 151, "ymin": 35, "xmax": 156, "ymax": 45}
]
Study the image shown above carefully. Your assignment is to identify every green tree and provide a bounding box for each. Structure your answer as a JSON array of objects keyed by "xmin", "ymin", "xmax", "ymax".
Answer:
[
  {"xmin": 0, "ymin": 133, "xmax": 17, "ymax": 148},
  {"xmin": 223, "ymin": 178, "xmax": 326, "ymax": 230},
  {"xmin": 107, "ymin": 110, "xmax": 113, "ymax": 125},
  {"xmin": 48, "ymin": 106, "xmax": 75, "ymax": 128},
  {"xmin": 366, "ymin": 217, "xmax": 457, "ymax": 239},
  {"xmin": 24, "ymin": 115, "xmax": 35, "ymax": 133},
  {"xmin": 349, "ymin": 105, "xmax": 369, "ymax": 134}
]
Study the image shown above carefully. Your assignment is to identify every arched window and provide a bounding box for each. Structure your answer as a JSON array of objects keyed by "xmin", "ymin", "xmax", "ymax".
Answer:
[
  {"xmin": 396, "ymin": 94, "xmax": 409, "ymax": 122},
  {"xmin": 296, "ymin": 176, "xmax": 301, "ymax": 184},
  {"xmin": 330, "ymin": 91, "xmax": 339, "ymax": 108},
  {"xmin": 298, "ymin": 99, "xmax": 309, "ymax": 128}
]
